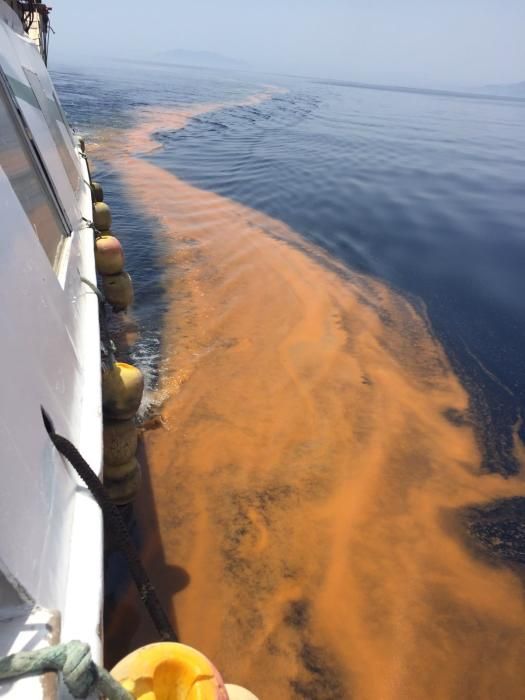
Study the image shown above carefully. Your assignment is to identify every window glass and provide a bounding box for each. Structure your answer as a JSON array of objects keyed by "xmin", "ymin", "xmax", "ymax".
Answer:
[
  {"xmin": 0, "ymin": 85, "xmax": 66, "ymax": 265},
  {"xmin": 24, "ymin": 69, "xmax": 81, "ymax": 194}
]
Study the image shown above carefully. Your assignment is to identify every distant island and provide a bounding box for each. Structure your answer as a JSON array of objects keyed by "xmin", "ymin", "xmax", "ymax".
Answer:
[
  {"xmin": 481, "ymin": 80, "xmax": 525, "ymax": 97},
  {"xmin": 155, "ymin": 49, "xmax": 248, "ymax": 70}
]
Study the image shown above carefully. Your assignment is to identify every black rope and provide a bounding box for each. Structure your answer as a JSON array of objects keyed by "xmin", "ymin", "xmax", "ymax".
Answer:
[{"xmin": 41, "ymin": 407, "xmax": 178, "ymax": 643}]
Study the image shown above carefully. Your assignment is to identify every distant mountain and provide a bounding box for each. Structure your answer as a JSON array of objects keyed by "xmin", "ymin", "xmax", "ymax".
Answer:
[
  {"xmin": 481, "ymin": 80, "xmax": 525, "ymax": 97},
  {"xmin": 156, "ymin": 49, "xmax": 247, "ymax": 69}
]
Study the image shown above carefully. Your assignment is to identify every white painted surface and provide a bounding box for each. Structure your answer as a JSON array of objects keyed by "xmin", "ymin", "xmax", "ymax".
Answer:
[
  {"xmin": 0, "ymin": 606, "xmax": 60, "ymax": 699},
  {"xmin": 0, "ymin": 5, "xmax": 104, "ymax": 697}
]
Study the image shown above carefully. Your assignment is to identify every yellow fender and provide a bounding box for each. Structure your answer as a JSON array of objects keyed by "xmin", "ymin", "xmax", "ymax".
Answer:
[
  {"xmin": 105, "ymin": 462, "xmax": 141, "ymax": 505},
  {"xmin": 96, "ymin": 234, "xmax": 125, "ymax": 275},
  {"xmin": 91, "ymin": 180, "xmax": 104, "ymax": 202},
  {"xmin": 93, "ymin": 201, "xmax": 112, "ymax": 230},
  {"xmin": 103, "ymin": 418, "xmax": 138, "ymax": 466},
  {"xmin": 111, "ymin": 642, "xmax": 228, "ymax": 699},
  {"xmin": 102, "ymin": 362, "xmax": 144, "ymax": 420},
  {"xmin": 104, "ymin": 456, "xmax": 139, "ymax": 482},
  {"xmin": 102, "ymin": 271, "xmax": 134, "ymax": 311}
]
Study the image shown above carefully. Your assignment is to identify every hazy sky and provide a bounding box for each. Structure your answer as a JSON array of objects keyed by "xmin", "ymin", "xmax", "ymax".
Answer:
[{"xmin": 50, "ymin": 0, "xmax": 524, "ymax": 87}]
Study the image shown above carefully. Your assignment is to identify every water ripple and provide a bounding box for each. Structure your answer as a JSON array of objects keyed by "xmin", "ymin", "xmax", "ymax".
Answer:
[{"xmin": 144, "ymin": 77, "xmax": 525, "ymax": 473}]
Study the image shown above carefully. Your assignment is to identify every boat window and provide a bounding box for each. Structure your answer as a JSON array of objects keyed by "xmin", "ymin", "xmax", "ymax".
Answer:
[
  {"xmin": 51, "ymin": 86, "xmax": 77, "ymax": 149},
  {"xmin": 23, "ymin": 68, "xmax": 81, "ymax": 194},
  {"xmin": 0, "ymin": 85, "xmax": 67, "ymax": 266}
]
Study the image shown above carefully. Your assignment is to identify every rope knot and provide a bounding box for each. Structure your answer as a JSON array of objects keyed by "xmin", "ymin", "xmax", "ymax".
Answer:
[
  {"xmin": 0, "ymin": 641, "xmax": 132, "ymax": 698},
  {"xmin": 62, "ymin": 641, "xmax": 97, "ymax": 699}
]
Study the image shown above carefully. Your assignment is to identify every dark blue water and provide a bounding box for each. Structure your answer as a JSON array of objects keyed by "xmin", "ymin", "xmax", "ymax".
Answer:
[
  {"xmin": 153, "ymin": 81, "xmax": 525, "ymax": 476},
  {"xmin": 54, "ymin": 61, "xmax": 525, "ymax": 476},
  {"xmin": 53, "ymin": 62, "xmax": 265, "ymax": 399}
]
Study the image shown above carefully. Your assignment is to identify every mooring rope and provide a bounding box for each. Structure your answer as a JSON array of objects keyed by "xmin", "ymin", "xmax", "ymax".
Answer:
[
  {"xmin": 0, "ymin": 640, "xmax": 132, "ymax": 699},
  {"xmin": 80, "ymin": 276, "xmax": 116, "ymax": 368},
  {"xmin": 41, "ymin": 407, "xmax": 178, "ymax": 643}
]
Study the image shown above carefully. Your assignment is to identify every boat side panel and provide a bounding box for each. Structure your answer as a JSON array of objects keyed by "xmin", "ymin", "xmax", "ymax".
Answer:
[
  {"xmin": 0, "ymin": 165, "xmax": 103, "ymax": 683},
  {"xmin": 60, "ymin": 154, "xmax": 104, "ymax": 665},
  {"xmin": 0, "ymin": 169, "xmax": 80, "ymax": 611},
  {"xmin": 0, "ymin": 6, "xmax": 103, "ymax": 686}
]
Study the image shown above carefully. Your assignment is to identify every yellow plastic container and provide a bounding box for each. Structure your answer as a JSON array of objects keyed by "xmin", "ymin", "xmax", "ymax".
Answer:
[{"xmin": 111, "ymin": 642, "xmax": 228, "ymax": 699}]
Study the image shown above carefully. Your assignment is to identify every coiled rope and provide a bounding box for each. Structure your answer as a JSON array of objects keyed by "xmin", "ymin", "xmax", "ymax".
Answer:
[{"xmin": 0, "ymin": 640, "xmax": 132, "ymax": 699}]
